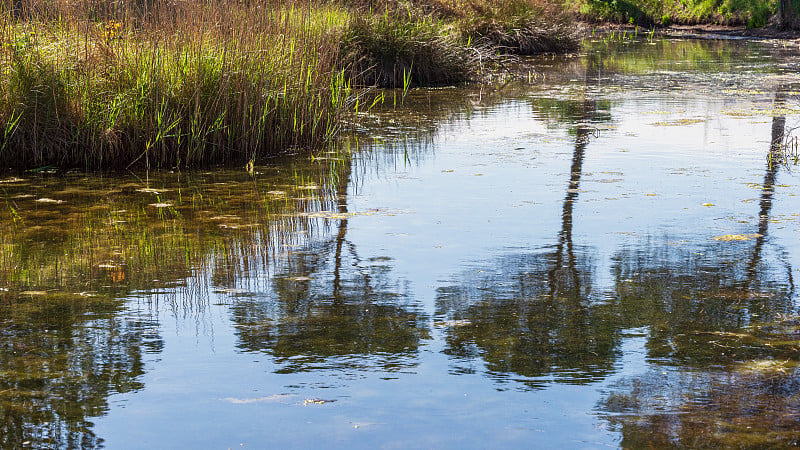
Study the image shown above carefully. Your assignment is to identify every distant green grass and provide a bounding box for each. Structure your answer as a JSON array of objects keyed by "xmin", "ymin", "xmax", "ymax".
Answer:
[{"xmin": 572, "ymin": 0, "xmax": 796, "ymax": 28}]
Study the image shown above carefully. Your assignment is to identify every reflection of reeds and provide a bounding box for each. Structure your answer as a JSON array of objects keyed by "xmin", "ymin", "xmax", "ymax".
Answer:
[{"xmin": 0, "ymin": 160, "xmax": 343, "ymax": 297}]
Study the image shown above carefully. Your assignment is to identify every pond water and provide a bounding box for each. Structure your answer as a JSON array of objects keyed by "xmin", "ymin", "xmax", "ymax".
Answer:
[{"xmin": 2, "ymin": 37, "xmax": 800, "ymax": 448}]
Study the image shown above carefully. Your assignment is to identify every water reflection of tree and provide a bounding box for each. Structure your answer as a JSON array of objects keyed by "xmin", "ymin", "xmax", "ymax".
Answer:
[
  {"xmin": 611, "ymin": 86, "xmax": 795, "ymax": 365},
  {"xmin": 747, "ymin": 86, "xmax": 789, "ymax": 286},
  {"xmin": 433, "ymin": 54, "xmax": 618, "ymax": 387},
  {"xmin": 0, "ymin": 293, "xmax": 160, "ymax": 448},
  {"xmin": 435, "ymin": 248, "xmax": 618, "ymax": 386},
  {"xmin": 600, "ymin": 86, "xmax": 799, "ymax": 447},
  {"xmin": 604, "ymin": 366, "xmax": 800, "ymax": 448},
  {"xmin": 230, "ymin": 157, "xmax": 430, "ymax": 374}
]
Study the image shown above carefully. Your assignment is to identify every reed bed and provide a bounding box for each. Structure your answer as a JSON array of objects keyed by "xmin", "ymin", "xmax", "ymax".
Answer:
[
  {"xmin": 341, "ymin": 9, "xmax": 477, "ymax": 88},
  {"xmin": 0, "ymin": 0, "xmax": 578, "ymax": 170},
  {"xmin": 1, "ymin": 0, "xmax": 352, "ymax": 169}
]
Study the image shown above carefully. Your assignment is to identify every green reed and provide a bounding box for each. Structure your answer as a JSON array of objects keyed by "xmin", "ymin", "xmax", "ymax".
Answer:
[
  {"xmin": 339, "ymin": 0, "xmax": 578, "ymax": 88},
  {"xmin": 447, "ymin": 0, "xmax": 579, "ymax": 54},
  {"xmin": 0, "ymin": 1, "xmax": 351, "ymax": 170}
]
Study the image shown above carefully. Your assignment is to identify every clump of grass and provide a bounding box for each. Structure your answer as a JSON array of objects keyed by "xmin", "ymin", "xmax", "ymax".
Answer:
[
  {"xmin": 443, "ymin": 0, "xmax": 579, "ymax": 54},
  {"xmin": 339, "ymin": 0, "xmax": 579, "ymax": 87},
  {"xmin": 341, "ymin": 8, "xmax": 478, "ymax": 87}
]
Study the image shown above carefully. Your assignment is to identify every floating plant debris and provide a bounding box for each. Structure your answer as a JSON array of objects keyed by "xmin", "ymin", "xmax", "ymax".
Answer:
[{"xmin": 713, "ymin": 233, "xmax": 763, "ymax": 241}]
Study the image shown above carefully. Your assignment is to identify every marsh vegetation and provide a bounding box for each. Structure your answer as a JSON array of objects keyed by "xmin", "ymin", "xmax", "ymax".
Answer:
[
  {"xmin": 4, "ymin": 0, "xmax": 800, "ymax": 170},
  {"xmin": 0, "ymin": 0, "xmax": 578, "ymax": 170}
]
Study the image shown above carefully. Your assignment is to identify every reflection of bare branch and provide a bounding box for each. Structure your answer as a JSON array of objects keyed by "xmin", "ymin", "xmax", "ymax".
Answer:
[
  {"xmin": 548, "ymin": 54, "xmax": 601, "ymax": 298},
  {"xmin": 747, "ymin": 86, "xmax": 787, "ymax": 286}
]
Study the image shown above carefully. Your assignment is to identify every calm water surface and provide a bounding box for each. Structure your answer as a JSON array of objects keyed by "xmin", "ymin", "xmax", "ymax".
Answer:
[{"xmin": 2, "ymin": 38, "xmax": 800, "ymax": 448}]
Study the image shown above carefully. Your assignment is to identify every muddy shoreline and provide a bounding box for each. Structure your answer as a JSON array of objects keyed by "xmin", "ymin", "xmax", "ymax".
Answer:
[{"xmin": 582, "ymin": 22, "xmax": 800, "ymax": 42}]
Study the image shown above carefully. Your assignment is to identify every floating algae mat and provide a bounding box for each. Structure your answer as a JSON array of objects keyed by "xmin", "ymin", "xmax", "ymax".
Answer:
[{"xmin": 1, "ymin": 38, "xmax": 800, "ymax": 448}]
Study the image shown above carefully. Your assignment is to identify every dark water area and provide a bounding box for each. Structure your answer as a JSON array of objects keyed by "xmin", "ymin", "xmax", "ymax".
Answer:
[{"xmin": 2, "ymin": 37, "xmax": 800, "ymax": 448}]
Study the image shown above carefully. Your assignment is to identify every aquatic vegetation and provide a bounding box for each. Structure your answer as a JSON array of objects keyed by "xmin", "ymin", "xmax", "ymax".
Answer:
[
  {"xmin": 0, "ymin": 157, "xmax": 355, "ymax": 446},
  {"xmin": 713, "ymin": 233, "xmax": 763, "ymax": 241},
  {"xmin": 603, "ymin": 313, "xmax": 800, "ymax": 448},
  {"xmin": 0, "ymin": 160, "xmax": 345, "ymax": 295},
  {"xmin": 303, "ymin": 398, "xmax": 335, "ymax": 405},
  {"xmin": 773, "ymin": 131, "xmax": 800, "ymax": 167},
  {"xmin": 651, "ymin": 118, "xmax": 705, "ymax": 126}
]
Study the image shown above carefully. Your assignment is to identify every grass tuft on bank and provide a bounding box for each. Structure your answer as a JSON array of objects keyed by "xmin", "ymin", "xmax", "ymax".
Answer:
[
  {"xmin": 341, "ymin": 9, "xmax": 477, "ymax": 87},
  {"xmin": 442, "ymin": 0, "xmax": 579, "ymax": 54}
]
